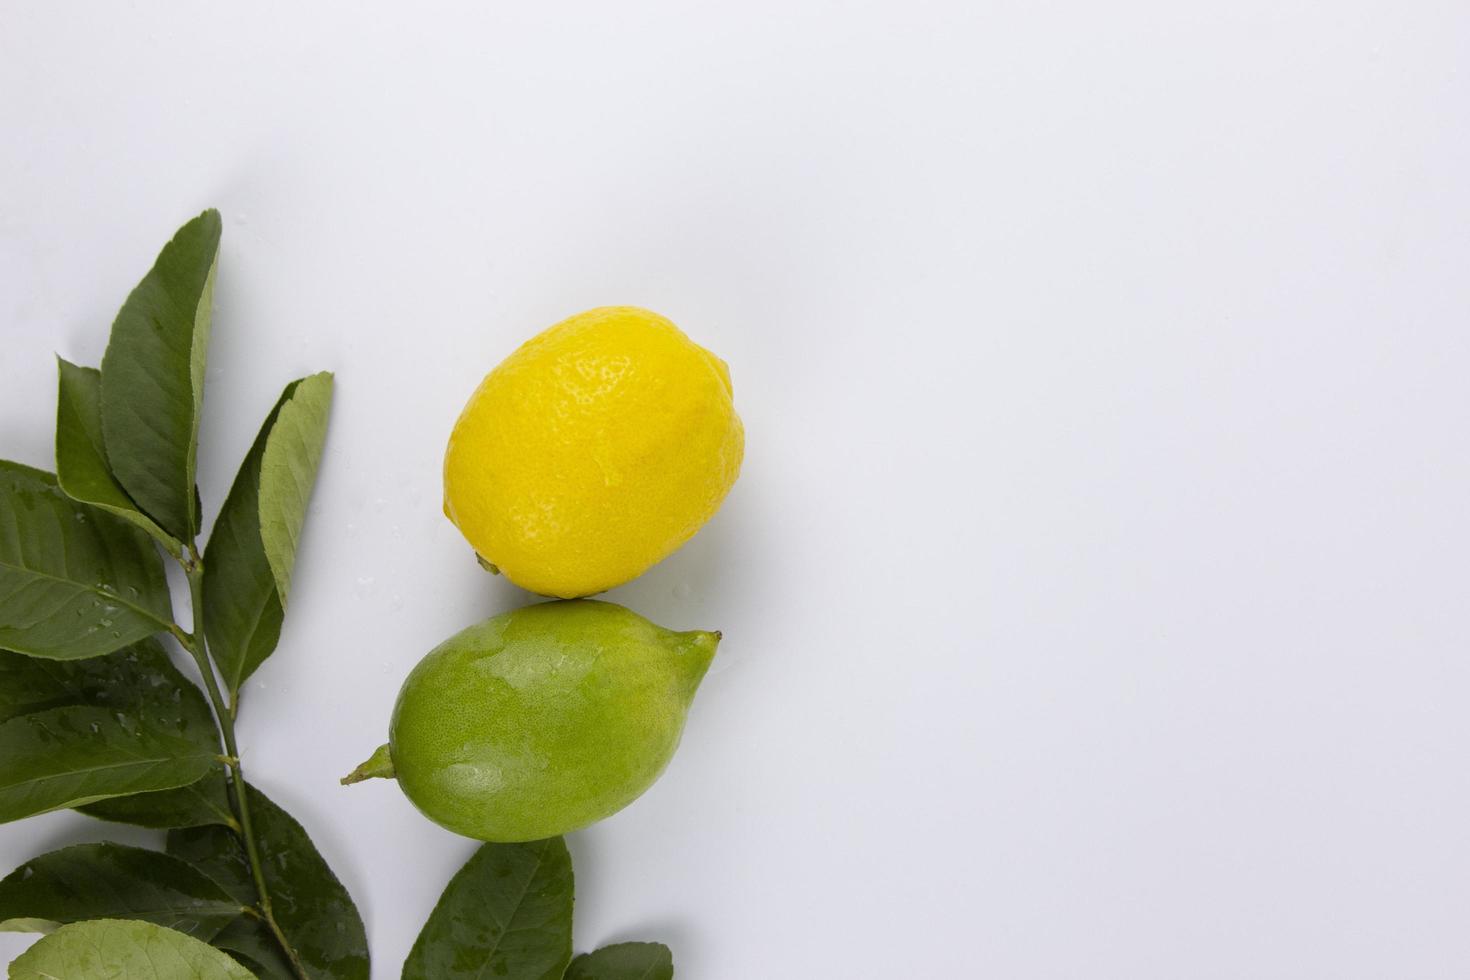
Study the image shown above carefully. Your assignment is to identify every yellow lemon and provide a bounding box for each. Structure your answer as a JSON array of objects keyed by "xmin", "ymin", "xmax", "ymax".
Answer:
[{"xmin": 443, "ymin": 306, "xmax": 743, "ymax": 598}]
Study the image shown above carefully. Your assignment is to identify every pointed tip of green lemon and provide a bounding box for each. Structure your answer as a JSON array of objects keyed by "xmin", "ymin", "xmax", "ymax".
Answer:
[
  {"xmin": 691, "ymin": 628, "xmax": 720, "ymax": 647},
  {"xmin": 341, "ymin": 743, "xmax": 396, "ymax": 785},
  {"xmin": 675, "ymin": 629, "xmax": 721, "ymax": 691}
]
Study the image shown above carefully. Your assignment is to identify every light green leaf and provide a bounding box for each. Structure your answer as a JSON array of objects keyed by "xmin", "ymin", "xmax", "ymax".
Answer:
[
  {"xmin": 170, "ymin": 783, "xmax": 368, "ymax": 980},
  {"xmin": 204, "ymin": 376, "xmax": 331, "ymax": 694},
  {"xmin": 9, "ymin": 918, "xmax": 256, "ymax": 979},
  {"xmin": 0, "ymin": 842, "xmax": 243, "ymax": 938},
  {"xmin": 0, "ymin": 462, "xmax": 174, "ymax": 660},
  {"xmin": 79, "ymin": 769, "xmax": 235, "ymax": 830},
  {"xmin": 54, "ymin": 358, "xmax": 180, "ymax": 556},
  {"xmin": 99, "ymin": 209, "xmax": 221, "ymax": 541},
  {"xmin": 402, "ymin": 839, "xmax": 574, "ymax": 980},
  {"xmin": 0, "ymin": 704, "xmax": 216, "ymax": 823},
  {"xmin": 565, "ymin": 943, "xmax": 675, "ymax": 980},
  {"xmin": 257, "ymin": 372, "xmax": 333, "ymax": 605}
]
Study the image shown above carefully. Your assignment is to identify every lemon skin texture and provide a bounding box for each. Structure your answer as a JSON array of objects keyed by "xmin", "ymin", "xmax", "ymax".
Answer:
[
  {"xmin": 443, "ymin": 306, "xmax": 744, "ymax": 598},
  {"xmin": 388, "ymin": 600, "xmax": 720, "ymax": 843}
]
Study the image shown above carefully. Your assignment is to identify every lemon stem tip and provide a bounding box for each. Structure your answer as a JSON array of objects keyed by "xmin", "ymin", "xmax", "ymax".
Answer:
[{"xmin": 342, "ymin": 743, "xmax": 395, "ymax": 785}]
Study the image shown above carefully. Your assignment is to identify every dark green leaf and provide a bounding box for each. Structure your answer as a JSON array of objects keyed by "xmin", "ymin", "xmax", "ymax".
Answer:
[
  {"xmin": 240, "ymin": 784, "xmax": 366, "ymax": 980},
  {"xmin": 204, "ymin": 375, "xmax": 332, "ymax": 695},
  {"xmin": 81, "ymin": 768, "xmax": 236, "ymax": 830},
  {"xmin": 9, "ymin": 918, "xmax": 255, "ymax": 979},
  {"xmin": 257, "ymin": 372, "xmax": 333, "ymax": 605},
  {"xmin": 0, "ymin": 639, "xmax": 229, "ymax": 828},
  {"xmin": 565, "ymin": 942, "xmax": 675, "ymax": 980},
  {"xmin": 226, "ymin": 950, "xmax": 277, "ymax": 979},
  {"xmin": 99, "ymin": 209, "xmax": 221, "ymax": 540},
  {"xmin": 0, "ymin": 704, "xmax": 216, "ymax": 822},
  {"xmin": 54, "ymin": 358, "xmax": 180, "ymax": 556},
  {"xmin": 167, "ymin": 823, "xmax": 254, "ymax": 905},
  {"xmin": 402, "ymin": 839, "xmax": 574, "ymax": 980},
  {"xmin": 212, "ymin": 916, "xmax": 299, "ymax": 980},
  {"xmin": 0, "ymin": 842, "xmax": 243, "ymax": 937},
  {"xmin": 0, "ymin": 638, "xmax": 215, "ymax": 733},
  {"xmin": 171, "ymin": 783, "xmax": 369, "ymax": 980},
  {"xmin": 0, "ymin": 461, "xmax": 174, "ymax": 660}
]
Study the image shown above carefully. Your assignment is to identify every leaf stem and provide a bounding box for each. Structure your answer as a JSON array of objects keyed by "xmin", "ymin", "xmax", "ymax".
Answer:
[{"xmin": 179, "ymin": 546, "xmax": 310, "ymax": 980}]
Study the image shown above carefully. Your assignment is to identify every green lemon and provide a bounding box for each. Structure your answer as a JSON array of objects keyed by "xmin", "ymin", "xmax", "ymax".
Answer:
[{"xmin": 344, "ymin": 600, "xmax": 719, "ymax": 842}]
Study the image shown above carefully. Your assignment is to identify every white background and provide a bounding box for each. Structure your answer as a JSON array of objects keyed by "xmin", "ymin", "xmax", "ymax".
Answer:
[{"xmin": 2, "ymin": 2, "xmax": 1468, "ymax": 977}]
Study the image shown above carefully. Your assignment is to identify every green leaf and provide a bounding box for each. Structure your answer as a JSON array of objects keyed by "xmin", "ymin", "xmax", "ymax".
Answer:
[
  {"xmin": 257, "ymin": 372, "xmax": 333, "ymax": 605},
  {"xmin": 170, "ymin": 783, "xmax": 369, "ymax": 980},
  {"xmin": 236, "ymin": 784, "xmax": 366, "ymax": 979},
  {"xmin": 202, "ymin": 399, "xmax": 285, "ymax": 696},
  {"xmin": 0, "ymin": 704, "xmax": 217, "ymax": 822},
  {"xmin": 565, "ymin": 943, "xmax": 674, "ymax": 980},
  {"xmin": 0, "ymin": 639, "xmax": 215, "ymax": 733},
  {"xmin": 211, "ymin": 917, "xmax": 298, "ymax": 980},
  {"xmin": 166, "ymin": 824, "xmax": 254, "ymax": 905},
  {"xmin": 204, "ymin": 374, "xmax": 332, "ymax": 694},
  {"xmin": 0, "ymin": 639, "xmax": 229, "ymax": 828},
  {"xmin": 0, "ymin": 637, "xmax": 217, "ymax": 826},
  {"xmin": 0, "ymin": 461, "xmax": 174, "ymax": 660},
  {"xmin": 99, "ymin": 209, "xmax": 221, "ymax": 541},
  {"xmin": 9, "ymin": 918, "xmax": 255, "ymax": 979},
  {"xmin": 0, "ymin": 842, "xmax": 243, "ymax": 938},
  {"xmin": 54, "ymin": 358, "xmax": 181, "ymax": 556},
  {"xmin": 402, "ymin": 839, "xmax": 574, "ymax": 980},
  {"xmin": 80, "ymin": 768, "xmax": 236, "ymax": 830}
]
